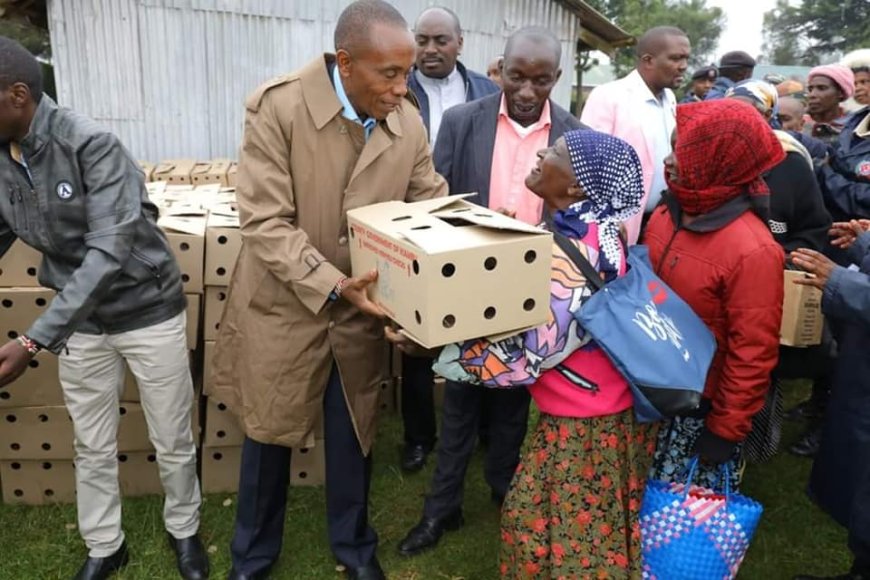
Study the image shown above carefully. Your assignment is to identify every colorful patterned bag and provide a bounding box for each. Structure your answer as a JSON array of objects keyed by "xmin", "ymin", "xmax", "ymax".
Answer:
[{"xmin": 640, "ymin": 459, "xmax": 763, "ymax": 579}]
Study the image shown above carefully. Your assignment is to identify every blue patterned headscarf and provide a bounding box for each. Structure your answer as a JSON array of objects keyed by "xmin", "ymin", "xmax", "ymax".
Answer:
[{"xmin": 553, "ymin": 129, "xmax": 644, "ymax": 278}]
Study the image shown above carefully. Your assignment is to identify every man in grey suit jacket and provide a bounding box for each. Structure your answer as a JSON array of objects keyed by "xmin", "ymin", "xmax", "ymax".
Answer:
[{"xmin": 396, "ymin": 26, "xmax": 586, "ymax": 558}]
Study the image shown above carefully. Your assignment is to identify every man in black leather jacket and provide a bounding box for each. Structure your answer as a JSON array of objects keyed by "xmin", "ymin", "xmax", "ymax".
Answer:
[{"xmin": 0, "ymin": 37, "xmax": 207, "ymax": 580}]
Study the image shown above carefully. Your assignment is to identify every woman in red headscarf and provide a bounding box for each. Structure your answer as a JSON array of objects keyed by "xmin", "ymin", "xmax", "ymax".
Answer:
[{"xmin": 643, "ymin": 99, "xmax": 786, "ymax": 490}]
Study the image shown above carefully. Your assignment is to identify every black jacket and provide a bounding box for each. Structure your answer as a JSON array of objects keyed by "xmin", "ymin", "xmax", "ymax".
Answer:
[
  {"xmin": 764, "ymin": 151, "xmax": 832, "ymax": 254},
  {"xmin": 407, "ymin": 61, "xmax": 500, "ymax": 136},
  {"xmin": 0, "ymin": 96, "xmax": 185, "ymax": 353}
]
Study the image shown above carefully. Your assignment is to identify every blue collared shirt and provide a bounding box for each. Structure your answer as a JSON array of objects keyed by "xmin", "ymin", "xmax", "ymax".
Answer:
[{"xmin": 332, "ymin": 64, "xmax": 376, "ymax": 141}]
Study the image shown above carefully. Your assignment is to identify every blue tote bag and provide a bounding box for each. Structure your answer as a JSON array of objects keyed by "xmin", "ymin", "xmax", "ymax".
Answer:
[
  {"xmin": 554, "ymin": 234, "xmax": 716, "ymax": 422},
  {"xmin": 640, "ymin": 459, "xmax": 764, "ymax": 579}
]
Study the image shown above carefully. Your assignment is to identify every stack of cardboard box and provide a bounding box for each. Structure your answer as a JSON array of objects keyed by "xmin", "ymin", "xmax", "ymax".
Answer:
[
  {"xmin": 0, "ymin": 186, "xmax": 205, "ymax": 505},
  {"xmin": 0, "ymin": 244, "xmax": 172, "ymax": 504},
  {"xmin": 0, "ymin": 162, "xmax": 443, "ymax": 503}
]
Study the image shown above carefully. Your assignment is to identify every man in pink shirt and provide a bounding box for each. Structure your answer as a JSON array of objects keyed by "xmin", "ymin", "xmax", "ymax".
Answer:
[{"xmin": 396, "ymin": 26, "xmax": 585, "ymax": 558}]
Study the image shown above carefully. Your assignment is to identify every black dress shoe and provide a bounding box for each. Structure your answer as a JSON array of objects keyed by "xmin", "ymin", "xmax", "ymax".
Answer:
[
  {"xmin": 74, "ymin": 542, "xmax": 129, "ymax": 580},
  {"xmin": 345, "ymin": 557, "xmax": 386, "ymax": 580},
  {"xmin": 401, "ymin": 444, "xmax": 431, "ymax": 473},
  {"xmin": 789, "ymin": 427, "xmax": 822, "ymax": 457},
  {"xmin": 397, "ymin": 509, "xmax": 464, "ymax": 556},
  {"xmin": 168, "ymin": 533, "xmax": 210, "ymax": 579}
]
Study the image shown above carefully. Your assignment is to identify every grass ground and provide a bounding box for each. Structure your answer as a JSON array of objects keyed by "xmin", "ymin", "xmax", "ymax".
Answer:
[{"xmin": 0, "ymin": 381, "xmax": 852, "ymax": 579}]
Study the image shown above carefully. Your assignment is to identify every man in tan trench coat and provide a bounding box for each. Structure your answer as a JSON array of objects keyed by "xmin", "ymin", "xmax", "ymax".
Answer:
[{"xmin": 209, "ymin": 2, "xmax": 447, "ymax": 579}]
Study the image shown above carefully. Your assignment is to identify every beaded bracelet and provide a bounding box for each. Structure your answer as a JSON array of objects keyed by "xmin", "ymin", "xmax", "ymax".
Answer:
[
  {"xmin": 334, "ymin": 276, "xmax": 350, "ymax": 297},
  {"xmin": 16, "ymin": 335, "xmax": 41, "ymax": 356}
]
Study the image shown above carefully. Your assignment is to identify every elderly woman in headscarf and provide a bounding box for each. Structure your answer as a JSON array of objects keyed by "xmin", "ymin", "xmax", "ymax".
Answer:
[
  {"xmin": 725, "ymin": 80, "xmax": 834, "ymax": 459},
  {"xmin": 403, "ymin": 129, "xmax": 656, "ymax": 578},
  {"xmin": 643, "ymin": 99, "xmax": 785, "ymax": 490},
  {"xmin": 805, "ymin": 64, "xmax": 857, "ymax": 144}
]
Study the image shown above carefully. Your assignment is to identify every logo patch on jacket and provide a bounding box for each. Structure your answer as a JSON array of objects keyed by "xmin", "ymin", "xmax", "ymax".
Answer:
[
  {"xmin": 769, "ymin": 220, "xmax": 788, "ymax": 234},
  {"xmin": 56, "ymin": 181, "xmax": 74, "ymax": 200},
  {"xmin": 857, "ymin": 159, "xmax": 870, "ymax": 181}
]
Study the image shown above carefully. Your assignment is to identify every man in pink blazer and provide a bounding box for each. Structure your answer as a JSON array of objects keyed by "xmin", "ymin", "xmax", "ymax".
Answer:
[{"xmin": 581, "ymin": 26, "xmax": 690, "ymax": 244}]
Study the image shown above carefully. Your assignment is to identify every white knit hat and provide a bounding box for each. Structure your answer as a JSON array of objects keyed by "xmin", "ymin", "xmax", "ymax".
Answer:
[{"xmin": 841, "ymin": 49, "xmax": 870, "ymax": 71}]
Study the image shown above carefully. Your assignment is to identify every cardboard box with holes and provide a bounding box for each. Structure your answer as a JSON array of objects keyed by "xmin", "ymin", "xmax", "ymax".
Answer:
[
  {"xmin": 204, "ymin": 203, "xmax": 241, "ymax": 287},
  {"xmin": 152, "ymin": 159, "xmax": 197, "ymax": 185},
  {"xmin": 0, "ymin": 240, "xmax": 42, "ymax": 287},
  {"xmin": 348, "ymin": 196, "xmax": 552, "ymax": 348},
  {"xmin": 0, "ymin": 451, "xmax": 166, "ymax": 506}
]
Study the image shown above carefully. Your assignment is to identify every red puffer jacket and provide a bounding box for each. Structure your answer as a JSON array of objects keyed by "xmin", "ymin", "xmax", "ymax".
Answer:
[{"xmin": 643, "ymin": 200, "xmax": 784, "ymax": 444}]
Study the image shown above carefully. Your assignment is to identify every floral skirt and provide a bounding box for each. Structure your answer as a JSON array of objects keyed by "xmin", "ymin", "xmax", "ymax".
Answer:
[
  {"xmin": 499, "ymin": 409, "xmax": 658, "ymax": 579},
  {"xmin": 648, "ymin": 415, "xmax": 745, "ymax": 492}
]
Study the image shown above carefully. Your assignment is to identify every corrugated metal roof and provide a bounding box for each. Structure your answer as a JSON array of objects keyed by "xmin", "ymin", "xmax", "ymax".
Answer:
[
  {"xmin": 556, "ymin": 0, "xmax": 633, "ymax": 51},
  {"xmin": 48, "ymin": 0, "xmax": 583, "ymax": 160}
]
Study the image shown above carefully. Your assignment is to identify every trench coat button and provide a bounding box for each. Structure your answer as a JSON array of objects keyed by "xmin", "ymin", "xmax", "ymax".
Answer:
[
  {"xmin": 328, "ymin": 321, "xmax": 336, "ymax": 330},
  {"xmin": 338, "ymin": 236, "xmax": 348, "ymax": 246}
]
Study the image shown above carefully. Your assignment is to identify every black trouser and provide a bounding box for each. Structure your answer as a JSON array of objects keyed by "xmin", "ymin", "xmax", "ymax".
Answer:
[
  {"xmin": 401, "ymin": 354, "xmax": 437, "ymax": 449},
  {"xmin": 422, "ymin": 381, "xmax": 530, "ymax": 520},
  {"xmin": 230, "ymin": 365, "xmax": 377, "ymax": 575}
]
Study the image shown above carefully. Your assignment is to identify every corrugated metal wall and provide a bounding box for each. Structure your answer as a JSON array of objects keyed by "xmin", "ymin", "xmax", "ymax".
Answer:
[{"xmin": 47, "ymin": 0, "xmax": 578, "ymax": 160}]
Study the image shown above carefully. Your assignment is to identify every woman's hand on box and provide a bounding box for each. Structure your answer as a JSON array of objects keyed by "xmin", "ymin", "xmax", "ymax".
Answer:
[
  {"xmin": 384, "ymin": 325, "xmax": 440, "ymax": 358},
  {"xmin": 790, "ymin": 249, "xmax": 836, "ymax": 290},
  {"xmin": 341, "ymin": 269, "xmax": 386, "ymax": 318},
  {"xmin": 830, "ymin": 219, "xmax": 870, "ymax": 249}
]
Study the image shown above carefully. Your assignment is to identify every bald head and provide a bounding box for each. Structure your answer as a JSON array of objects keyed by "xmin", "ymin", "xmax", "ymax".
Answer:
[
  {"xmin": 636, "ymin": 26, "xmax": 688, "ymax": 59},
  {"xmin": 635, "ymin": 26, "xmax": 690, "ymax": 93},
  {"xmin": 414, "ymin": 5, "xmax": 463, "ymax": 79},
  {"xmin": 504, "ymin": 26, "xmax": 561, "ymax": 64},
  {"xmin": 501, "ymin": 27, "xmax": 562, "ymax": 127},
  {"xmin": 778, "ymin": 96, "xmax": 806, "ymax": 132},
  {"xmin": 334, "ymin": 0, "xmax": 409, "ymax": 54},
  {"xmin": 415, "ymin": 6, "xmax": 461, "ymax": 36}
]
